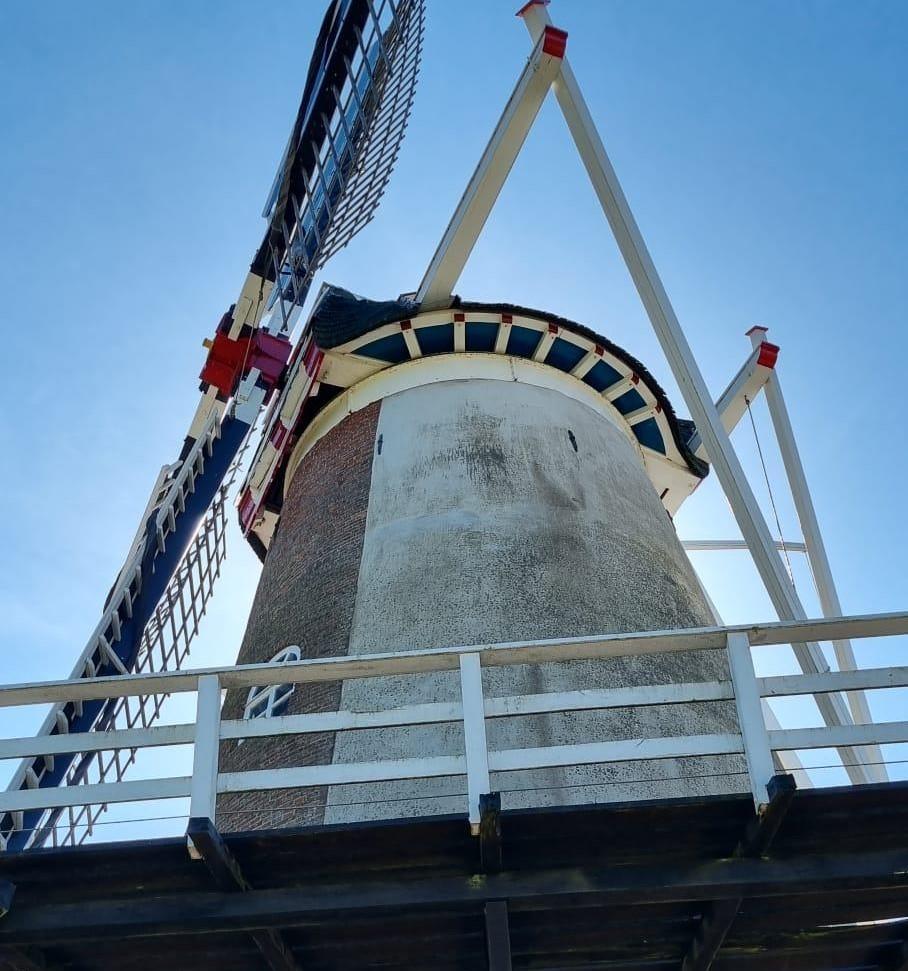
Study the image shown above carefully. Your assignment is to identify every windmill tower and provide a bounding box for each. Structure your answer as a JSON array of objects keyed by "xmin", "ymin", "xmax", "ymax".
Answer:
[
  {"xmin": 1, "ymin": 4, "xmax": 906, "ymax": 970},
  {"xmin": 216, "ymin": 289, "xmax": 743, "ymax": 831}
]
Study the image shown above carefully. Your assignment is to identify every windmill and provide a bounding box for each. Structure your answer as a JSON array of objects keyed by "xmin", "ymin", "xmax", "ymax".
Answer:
[
  {"xmin": 0, "ymin": 4, "xmax": 906, "ymax": 969},
  {"xmin": 0, "ymin": 0, "xmax": 425, "ymax": 853}
]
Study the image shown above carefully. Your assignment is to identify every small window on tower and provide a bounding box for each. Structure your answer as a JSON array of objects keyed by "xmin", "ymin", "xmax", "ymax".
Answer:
[{"xmin": 243, "ymin": 645, "xmax": 301, "ymax": 720}]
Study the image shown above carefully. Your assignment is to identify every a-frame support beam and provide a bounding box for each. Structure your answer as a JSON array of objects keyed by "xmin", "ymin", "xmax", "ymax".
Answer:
[
  {"xmin": 516, "ymin": 0, "xmax": 873, "ymax": 784},
  {"xmin": 416, "ymin": 24, "xmax": 567, "ymax": 310},
  {"xmin": 187, "ymin": 817, "xmax": 301, "ymax": 971},
  {"xmin": 681, "ymin": 773, "xmax": 796, "ymax": 971}
]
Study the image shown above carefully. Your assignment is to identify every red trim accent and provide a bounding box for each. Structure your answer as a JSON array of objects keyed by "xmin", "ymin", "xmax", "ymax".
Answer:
[
  {"xmin": 269, "ymin": 422, "xmax": 288, "ymax": 449},
  {"xmin": 515, "ymin": 0, "xmax": 549, "ymax": 16},
  {"xmin": 400, "ymin": 319, "xmax": 412, "ymax": 330},
  {"xmin": 757, "ymin": 341, "xmax": 780, "ymax": 370},
  {"xmin": 501, "ymin": 313, "xmax": 513, "ymax": 324},
  {"xmin": 594, "ymin": 344, "xmax": 604, "ymax": 357},
  {"xmin": 200, "ymin": 328, "xmax": 291, "ymax": 397},
  {"xmin": 248, "ymin": 331, "xmax": 291, "ymax": 389},
  {"xmin": 631, "ymin": 373, "xmax": 640, "ymax": 385},
  {"xmin": 655, "ymin": 402, "xmax": 662, "ymax": 414},
  {"xmin": 745, "ymin": 325, "xmax": 769, "ymax": 338},
  {"xmin": 199, "ymin": 331, "xmax": 251, "ymax": 397},
  {"xmin": 542, "ymin": 25, "xmax": 568, "ymax": 59},
  {"xmin": 453, "ymin": 313, "xmax": 465, "ymax": 323},
  {"xmin": 302, "ymin": 342, "xmax": 324, "ymax": 377},
  {"xmin": 238, "ymin": 489, "xmax": 256, "ymax": 533}
]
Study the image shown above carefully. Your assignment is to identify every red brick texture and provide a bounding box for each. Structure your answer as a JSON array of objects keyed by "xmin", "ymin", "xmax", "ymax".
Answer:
[{"xmin": 217, "ymin": 401, "xmax": 380, "ymax": 831}]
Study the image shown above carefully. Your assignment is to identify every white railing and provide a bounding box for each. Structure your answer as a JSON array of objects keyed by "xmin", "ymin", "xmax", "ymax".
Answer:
[{"xmin": 1, "ymin": 610, "xmax": 907, "ymax": 847}]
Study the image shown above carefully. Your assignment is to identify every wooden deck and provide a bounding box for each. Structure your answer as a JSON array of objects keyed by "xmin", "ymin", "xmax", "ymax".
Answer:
[{"xmin": 0, "ymin": 781, "xmax": 906, "ymax": 970}]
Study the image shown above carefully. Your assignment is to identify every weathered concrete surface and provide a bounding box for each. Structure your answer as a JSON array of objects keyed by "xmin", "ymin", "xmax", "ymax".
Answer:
[{"xmin": 325, "ymin": 378, "xmax": 744, "ymax": 824}]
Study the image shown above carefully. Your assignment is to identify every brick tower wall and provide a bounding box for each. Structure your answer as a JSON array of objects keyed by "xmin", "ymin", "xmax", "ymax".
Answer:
[{"xmin": 217, "ymin": 401, "xmax": 379, "ymax": 831}]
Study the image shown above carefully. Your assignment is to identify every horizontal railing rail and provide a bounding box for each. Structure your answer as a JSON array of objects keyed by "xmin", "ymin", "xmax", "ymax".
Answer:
[
  {"xmin": 1, "ymin": 610, "xmax": 906, "ymax": 709},
  {"xmin": 0, "ymin": 610, "xmax": 905, "ymax": 847}
]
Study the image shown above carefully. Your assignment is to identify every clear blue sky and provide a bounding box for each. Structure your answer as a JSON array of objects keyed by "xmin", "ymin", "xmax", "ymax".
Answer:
[{"xmin": 1, "ymin": 1, "xmax": 906, "ymax": 821}]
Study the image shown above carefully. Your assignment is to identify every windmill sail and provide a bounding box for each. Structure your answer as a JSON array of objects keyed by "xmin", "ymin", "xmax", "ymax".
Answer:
[{"xmin": 2, "ymin": 0, "xmax": 424, "ymax": 852}]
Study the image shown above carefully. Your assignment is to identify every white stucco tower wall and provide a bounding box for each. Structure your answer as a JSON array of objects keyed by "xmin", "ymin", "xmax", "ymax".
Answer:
[{"xmin": 312, "ymin": 365, "xmax": 742, "ymax": 822}]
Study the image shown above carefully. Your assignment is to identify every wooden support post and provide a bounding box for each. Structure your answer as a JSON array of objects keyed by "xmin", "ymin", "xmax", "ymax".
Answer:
[
  {"xmin": 460, "ymin": 653, "xmax": 491, "ymax": 834},
  {"xmin": 681, "ymin": 773, "xmax": 796, "ymax": 971},
  {"xmin": 479, "ymin": 792, "xmax": 503, "ymax": 873},
  {"xmin": 726, "ymin": 632, "xmax": 775, "ymax": 810},
  {"xmin": 185, "ymin": 817, "xmax": 301, "ymax": 971},
  {"xmin": 485, "ymin": 901, "xmax": 513, "ymax": 971},
  {"xmin": 188, "ymin": 674, "xmax": 220, "ymax": 844}
]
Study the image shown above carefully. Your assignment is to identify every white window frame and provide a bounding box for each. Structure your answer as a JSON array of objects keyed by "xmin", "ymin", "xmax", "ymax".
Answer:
[{"xmin": 243, "ymin": 645, "xmax": 301, "ymax": 720}]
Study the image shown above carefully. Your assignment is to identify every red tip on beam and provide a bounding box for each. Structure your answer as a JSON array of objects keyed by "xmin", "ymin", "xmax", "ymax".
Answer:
[
  {"xmin": 515, "ymin": 0, "xmax": 549, "ymax": 17},
  {"xmin": 542, "ymin": 25, "xmax": 568, "ymax": 58},
  {"xmin": 757, "ymin": 341, "xmax": 780, "ymax": 369}
]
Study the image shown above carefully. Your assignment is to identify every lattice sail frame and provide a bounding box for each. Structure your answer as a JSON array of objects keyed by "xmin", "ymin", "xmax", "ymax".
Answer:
[
  {"xmin": 265, "ymin": 0, "xmax": 425, "ymax": 333},
  {"xmin": 46, "ymin": 486, "xmax": 231, "ymax": 849}
]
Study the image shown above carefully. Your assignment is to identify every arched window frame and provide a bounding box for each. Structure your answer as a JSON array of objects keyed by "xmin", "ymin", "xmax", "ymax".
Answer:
[{"xmin": 243, "ymin": 645, "xmax": 301, "ymax": 720}]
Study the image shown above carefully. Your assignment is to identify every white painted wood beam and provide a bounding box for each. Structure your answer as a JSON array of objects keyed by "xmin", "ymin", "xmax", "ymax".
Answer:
[
  {"xmin": 416, "ymin": 27, "xmax": 566, "ymax": 309},
  {"xmin": 760, "ymin": 665, "xmax": 908, "ymax": 697},
  {"xmin": 0, "ymin": 612, "xmax": 906, "ymax": 709},
  {"xmin": 770, "ymin": 722, "xmax": 908, "ymax": 751}
]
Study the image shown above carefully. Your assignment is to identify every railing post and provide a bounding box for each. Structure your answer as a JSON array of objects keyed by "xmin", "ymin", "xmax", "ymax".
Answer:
[
  {"xmin": 188, "ymin": 674, "xmax": 221, "ymax": 856},
  {"xmin": 459, "ymin": 653, "xmax": 491, "ymax": 835},
  {"xmin": 727, "ymin": 632, "xmax": 775, "ymax": 810}
]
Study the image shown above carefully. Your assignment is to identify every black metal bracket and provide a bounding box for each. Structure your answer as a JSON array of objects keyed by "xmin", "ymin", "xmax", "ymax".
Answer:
[
  {"xmin": 479, "ymin": 792, "xmax": 502, "ymax": 874},
  {"xmin": 186, "ymin": 817, "xmax": 301, "ymax": 971},
  {"xmin": 681, "ymin": 773, "xmax": 797, "ymax": 971}
]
